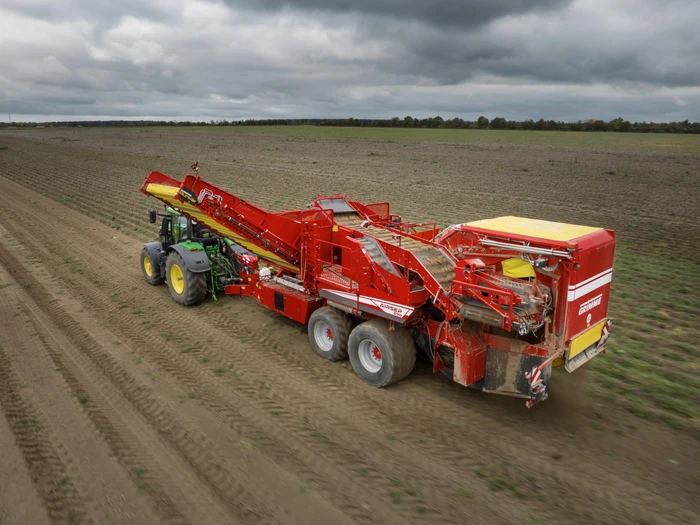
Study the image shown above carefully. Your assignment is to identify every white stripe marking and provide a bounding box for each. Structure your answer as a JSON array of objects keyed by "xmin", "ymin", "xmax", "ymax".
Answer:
[
  {"xmin": 330, "ymin": 290, "xmax": 415, "ymax": 318},
  {"xmin": 568, "ymin": 268, "xmax": 613, "ymax": 290},
  {"xmin": 567, "ymin": 273, "xmax": 613, "ymax": 301}
]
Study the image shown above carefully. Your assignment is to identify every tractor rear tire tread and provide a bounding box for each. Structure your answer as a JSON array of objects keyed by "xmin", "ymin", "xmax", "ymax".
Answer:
[
  {"xmin": 308, "ymin": 306, "xmax": 352, "ymax": 361},
  {"xmin": 348, "ymin": 319, "xmax": 416, "ymax": 387},
  {"xmin": 165, "ymin": 252, "xmax": 207, "ymax": 306}
]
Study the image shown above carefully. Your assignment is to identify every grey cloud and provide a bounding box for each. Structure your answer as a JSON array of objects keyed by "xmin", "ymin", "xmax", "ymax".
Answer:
[
  {"xmin": 0, "ymin": 0, "xmax": 699, "ymax": 122},
  {"xmin": 1, "ymin": 0, "xmax": 175, "ymax": 24},
  {"xmin": 223, "ymin": 0, "xmax": 572, "ymax": 29},
  {"xmin": 350, "ymin": 1, "xmax": 700, "ymax": 88}
]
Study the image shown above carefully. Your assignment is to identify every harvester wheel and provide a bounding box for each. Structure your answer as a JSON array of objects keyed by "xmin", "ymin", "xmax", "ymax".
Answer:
[
  {"xmin": 308, "ymin": 306, "xmax": 352, "ymax": 361},
  {"xmin": 141, "ymin": 248, "xmax": 163, "ymax": 286},
  {"xmin": 165, "ymin": 252, "xmax": 207, "ymax": 306},
  {"xmin": 348, "ymin": 319, "xmax": 416, "ymax": 387}
]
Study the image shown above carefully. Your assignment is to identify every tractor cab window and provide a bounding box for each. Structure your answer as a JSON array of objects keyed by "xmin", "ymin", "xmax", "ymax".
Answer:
[{"xmin": 172, "ymin": 216, "xmax": 189, "ymax": 243}]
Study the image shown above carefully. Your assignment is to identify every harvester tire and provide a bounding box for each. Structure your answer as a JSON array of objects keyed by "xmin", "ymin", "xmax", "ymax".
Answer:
[
  {"xmin": 348, "ymin": 319, "xmax": 416, "ymax": 387},
  {"xmin": 141, "ymin": 247, "xmax": 163, "ymax": 286},
  {"xmin": 308, "ymin": 306, "xmax": 352, "ymax": 361},
  {"xmin": 165, "ymin": 251, "xmax": 207, "ymax": 306}
]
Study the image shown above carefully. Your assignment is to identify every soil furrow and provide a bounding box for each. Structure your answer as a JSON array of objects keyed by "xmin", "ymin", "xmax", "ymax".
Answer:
[
  {"xmin": 1, "ymin": 175, "xmax": 697, "ymax": 524},
  {"xmin": 0, "ymin": 344, "xmax": 90, "ymax": 525},
  {"xmin": 0, "ymin": 181, "xmax": 465, "ymax": 524},
  {"xmin": 0, "ymin": 269, "xmax": 191, "ymax": 525},
  {"xmin": 0, "ymin": 242, "xmax": 280, "ymax": 525},
  {"xmin": 1, "ymin": 130, "xmax": 698, "ymax": 525}
]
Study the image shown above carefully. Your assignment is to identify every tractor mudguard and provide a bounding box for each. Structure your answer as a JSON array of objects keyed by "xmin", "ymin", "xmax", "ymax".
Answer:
[
  {"xmin": 168, "ymin": 243, "xmax": 211, "ymax": 273},
  {"xmin": 143, "ymin": 242, "xmax": 166, "ymax": 278}
]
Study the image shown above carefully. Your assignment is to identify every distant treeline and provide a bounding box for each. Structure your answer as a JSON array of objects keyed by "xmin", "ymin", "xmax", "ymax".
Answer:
[
  {"xmin": 0, "ymin": 119, "xmax": 294, "ymax": 128},
  {"xmin": 2, "ymin": 117, "xmax": 699, "ymax": 133},
  {"xmin": 318, "ymin": 116, "xmax": 700, "ymax": 133}
]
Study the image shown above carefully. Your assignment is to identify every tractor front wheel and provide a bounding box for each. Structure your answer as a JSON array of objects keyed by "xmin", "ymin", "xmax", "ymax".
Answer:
[
  {"xmin": 165, "ymin": 252, "xmax": 207, "ymax": 306},
  {"xmin": 141, "ymin": 248, "xmax": 163, "ymax": 286},
  {"xmin": 348, "ymin": 319, "xmax": 416, "ymax": 387}
]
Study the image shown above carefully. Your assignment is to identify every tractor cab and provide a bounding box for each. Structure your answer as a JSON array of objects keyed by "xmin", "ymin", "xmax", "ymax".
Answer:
[{"xmin": 150, "ymin": 207, "xmax": 216, "ymax": 250}]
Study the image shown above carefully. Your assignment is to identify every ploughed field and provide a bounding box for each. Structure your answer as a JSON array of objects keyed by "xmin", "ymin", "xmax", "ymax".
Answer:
[{"xmin": 0, "ymin": 127, "xmax": 698, "ymax": 525}]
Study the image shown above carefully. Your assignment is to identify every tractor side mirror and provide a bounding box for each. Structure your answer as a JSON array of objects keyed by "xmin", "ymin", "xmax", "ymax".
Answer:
[{"xmin": 149, "ymin": 209, "xmax": 157, "ymax": 223}]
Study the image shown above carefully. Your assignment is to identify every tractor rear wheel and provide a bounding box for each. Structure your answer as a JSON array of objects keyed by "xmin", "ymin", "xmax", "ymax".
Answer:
[
  {"xmin": 348, "ymin": 319, "xmax": 416, "ymax": 387},
  {"xmin": 165, "ymin": 251, "xmax": 207, "ymax": 306},
  {"xmin": 308, "ymin": 306, "xmax": 352, "ymax": 361},
  {"xmin": 141, "ymin": 248, "xmax": 163, "ymax": 286}
]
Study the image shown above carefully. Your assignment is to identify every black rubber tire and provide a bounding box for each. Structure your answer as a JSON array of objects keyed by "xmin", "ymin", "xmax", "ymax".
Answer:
[
  {"xmin": 308, "ymin": 306, "xmax": 352, "ymax": 361},
  {"xmin": 140, "ymin": 247, "xmax": 163, "ymax": 286},
  {"xmin": 165, "ymin": 251, "xmax": 207, "ymax": 306},
  {"xmin": 348, "ymin": 319, "xmax": 416, "ymax": 387}
]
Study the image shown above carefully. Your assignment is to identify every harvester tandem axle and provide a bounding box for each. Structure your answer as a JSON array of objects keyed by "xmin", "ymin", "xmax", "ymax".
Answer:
[{"xmin": 140, "ymin": 164, "xmax": 615, "ymax": 406}]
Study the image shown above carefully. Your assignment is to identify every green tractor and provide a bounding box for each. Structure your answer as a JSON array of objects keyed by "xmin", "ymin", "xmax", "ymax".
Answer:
[{"xmin": 140, "ymin": 207, "xmax": 254, "ymax": 306}]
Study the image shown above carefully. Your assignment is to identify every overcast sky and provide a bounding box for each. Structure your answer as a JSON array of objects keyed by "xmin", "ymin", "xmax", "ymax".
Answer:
[{"xmin": 1, "ymin": 0, "xmax": 698, "ymax": 122}]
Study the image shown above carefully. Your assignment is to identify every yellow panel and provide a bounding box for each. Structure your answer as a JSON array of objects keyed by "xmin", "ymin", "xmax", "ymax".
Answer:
[
  {"xmin": 569, "ymin": 320, "xmax": 606, "ymax": 359},
  {"xmin": 466, "ymin": 216, "xmax": 602, "ymax": 243},
  {"xmin": 144, "ymin": 184, "xmax": 299, "ymax": 271},
  {"xmin": 501, "ymin": 258, "xmax": 535, "ymax": 278}
]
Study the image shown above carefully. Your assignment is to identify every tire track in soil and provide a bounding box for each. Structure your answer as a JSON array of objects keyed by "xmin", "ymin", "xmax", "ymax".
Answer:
[
  {"xmin": 0, "ymin": 164, "xmax": 534, "ymax": 522},
  {"xmin": 0, "ymin": 266, "xmax": 192, "ymax": 525},
  {"xmin": 0, "ymin": 241, "xmax": 284, "ymax": 525},
  {"xmin": 2, "ymin": 178, "xmax": 696, "ymax": 520},
  {"xmin": 0, "ymin": 181, "xmax": 451, "ymax": 524},
  {"xmin": 0, "ymin": 213, "xmax": 364, "ymax": 525},
  {"xmin": 196, "ymin": 303, "xmax": 700, "ymax": 525},
  {"xmin": 0, "ymin": 173, "xmax": 565, "ymax": 524},
  {"xmin": 0, "ymin": 173, "xmax": 688, "ymax": 524},
  {"xmin": 0, "ymin": 345, "xmax": 90, "ymax": 525},
  {"xmin": 0, "ymin": 410, "xmax": 51, "ymax": 525},
  {"xmin": 26, "ymin": 184, "xmax": 687, "ymax": 525}
]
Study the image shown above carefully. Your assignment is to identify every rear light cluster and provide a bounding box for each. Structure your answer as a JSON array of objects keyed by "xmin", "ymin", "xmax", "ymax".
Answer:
[{"xmin": 598, "ymin": 320, "xmax": 611, "ymax": 348}]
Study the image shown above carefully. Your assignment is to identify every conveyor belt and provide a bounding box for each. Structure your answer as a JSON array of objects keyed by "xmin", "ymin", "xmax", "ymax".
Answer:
[
  {"xmin": 144, "ymin": 182, "xmax": 299, "ymax": 271},
  {"xmin": 335, "ymin": 214, "xmax": 455, "ymax": 292}
]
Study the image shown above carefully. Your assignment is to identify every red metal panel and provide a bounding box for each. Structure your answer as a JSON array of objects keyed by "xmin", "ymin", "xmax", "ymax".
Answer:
[
  {"xmin": 258, "ymin": 281, "xmax": 323, "ymax": 324},
  {"xmin": 452, "ymin": 329, "xmax": 487, "ymax": 387},
  {"xmin": 564, "ymin": 233, "xmax": 616, "ymax": 342}
]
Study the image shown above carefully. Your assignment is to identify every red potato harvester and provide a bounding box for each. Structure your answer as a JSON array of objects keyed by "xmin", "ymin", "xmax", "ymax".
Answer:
[{"xmin": 140, "ymin": 164, "xmax": 615, "ymax": 406}]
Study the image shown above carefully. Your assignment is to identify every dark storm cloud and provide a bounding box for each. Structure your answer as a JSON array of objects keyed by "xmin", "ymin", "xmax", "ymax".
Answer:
[
  {"xmin": 342, "ymin": 0, "xmax": 700, "ymax": 88},
  {"xmin": 0, "ymin": 0, "xmax": 699, "ymax": 122},
  {"xmin": 222, "ymin": 0, "xmax": 571, "ymax": 29}
]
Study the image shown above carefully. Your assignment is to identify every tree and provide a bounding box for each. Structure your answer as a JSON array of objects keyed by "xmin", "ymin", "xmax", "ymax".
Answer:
[
  {"xmin": 490, "ymin": 117, "xmax": 507, "ymax": 129},
  {"xmin": 477, "ymin": 116, "xmax": 489, "ymax": 129}
]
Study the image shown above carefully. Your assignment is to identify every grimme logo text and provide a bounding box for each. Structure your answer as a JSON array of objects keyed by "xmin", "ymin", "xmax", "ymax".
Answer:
[{"xmin": 579, "ymin": 294, "xmax": 602, "ymax": 316}]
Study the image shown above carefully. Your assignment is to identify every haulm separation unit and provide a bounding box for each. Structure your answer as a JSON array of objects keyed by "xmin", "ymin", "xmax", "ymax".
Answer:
[{"xmin": 140, "ymin": 164, "xmax": 615, "ymax": 406}]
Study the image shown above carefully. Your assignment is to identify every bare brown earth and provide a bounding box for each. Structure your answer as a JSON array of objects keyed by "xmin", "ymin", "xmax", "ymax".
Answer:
[{"xmin": 0, "ymin": 128, "xmax": 698, "ymax": 525}]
